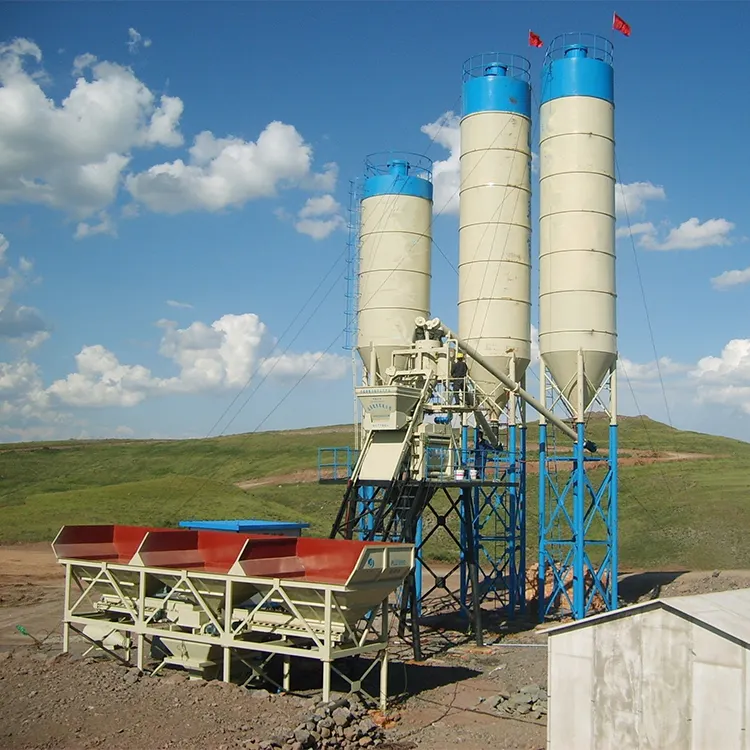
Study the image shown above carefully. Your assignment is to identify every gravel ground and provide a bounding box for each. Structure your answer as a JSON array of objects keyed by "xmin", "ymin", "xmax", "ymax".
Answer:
[{"xmin": 4, "ymin": 543, "xmax": 750, "ymax": 750}]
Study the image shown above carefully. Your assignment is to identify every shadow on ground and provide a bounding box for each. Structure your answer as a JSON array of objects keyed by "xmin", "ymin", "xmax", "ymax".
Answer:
[{"xmin": 618, "ymin": 570, "xmax": 688, "ymax": 604}]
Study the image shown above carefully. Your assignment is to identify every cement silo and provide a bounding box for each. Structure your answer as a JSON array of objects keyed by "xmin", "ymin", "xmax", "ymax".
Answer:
[
  {"xmin": 458, "ymin": 54, "xmax": 532, "ymax": 407},
  {"xmin": 538, "ymin": 35, "xmax": 617, "ymax": 416},
  {"xmin": 357, "ymin": 155, "xmax": 433, "ymax": 384},
  {"xmin": 537, "ymin": 34, "xmax": 619, "ymax": 624}
]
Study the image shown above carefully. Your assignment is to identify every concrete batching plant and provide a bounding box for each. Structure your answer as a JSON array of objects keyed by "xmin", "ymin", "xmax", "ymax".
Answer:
[
  {"xmin": 321, "ymin": 33, "xmax": 621, "ymax": 655},
  {"xmin": 537, "ymin": 33, "xmax": 618, "ymax": 620}
]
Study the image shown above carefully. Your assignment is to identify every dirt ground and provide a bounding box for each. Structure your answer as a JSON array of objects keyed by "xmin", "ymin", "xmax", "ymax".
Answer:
[{"xmin": 2, "ymin": 544, "xmax": 749, "ymax": 750}]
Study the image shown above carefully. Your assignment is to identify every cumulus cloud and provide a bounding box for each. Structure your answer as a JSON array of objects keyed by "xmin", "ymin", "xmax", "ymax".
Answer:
[
  {"xmin": 48, "ymin": 344, "xmax": 158, "ymax": 407},
  {"xmin": 639, "ymin": 217, "xmax": 736, "ymax": 251},
  {"xmin": 0, "ymin": 358, "xmax": 60, "ymax": 426},
  {"xmin": 47, "ymin": 312, "xmax": 348, "ymax": 408},
  {"xmin": 127, "ymin": 28, "xmax": 152, "ymax": 55},
  {"xmin": 691, "ymin": 339, "xmax": 750, "ymax": 415},
  {"xmin": 259, "ymin": 351, "xmax": 349, "ymax": 381},
  {"xmin": 74, "ymin": 211, "xmax": 117, "ymax": 240},
  {"xmin": 0, "ymin": 37, "xmax": 337, "ymax": 231},
  {"xmin": 72, "ymin": 52, "xmax": 96, "ymax": 75},
  {"xmin": 0, "ymin": 38, "xmax": 184, "ymax": 220},
  {"xmin": 292, "ymin": 194, "xmax": 346, "ymax": 240},
  {"xmin": 0, "ymin": 233, "xmax": 48, "ymax": 343},
  {"xmin": 126, "ymin": 123, "xmax": 336, "ymax": 214},
  {"xmin": 616, "ymin": 221, "xmax": 655, "ymax": 240},
  {"xmin": 166, "ymin": 299, "xmax": 193, "ymax": 309},
  {"xmin": 615, "ymin": 182, "xmax": 666, "ymax": 217},
  {"xmin": 421, "ymin": 111, "xmax": 461, "ymax": 214},
  {"xmin": 712, "ymin": 265, "xmax": 750, "ymax": 290},
  {"xmin": 619, "ymin": 356, "xmax": 691, "ymax": 381}
]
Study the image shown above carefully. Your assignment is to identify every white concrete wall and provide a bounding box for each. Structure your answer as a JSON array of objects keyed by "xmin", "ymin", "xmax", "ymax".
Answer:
[{"xmin": 548, "ymin": 607, "xmax": 750, "ymax": 749}]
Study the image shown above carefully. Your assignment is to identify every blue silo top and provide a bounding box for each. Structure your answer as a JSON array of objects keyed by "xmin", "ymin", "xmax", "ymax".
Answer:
[
  {"xmin": 462, "ymin": 53, "xmax": 532, "ymax": 118},
  {"xmin": 362, "ymin": 156, "xmax": 433, "ymax": 200},
  {"xmin": 541, "ymin": 33, "xmax": 614, "ymax": 105}
]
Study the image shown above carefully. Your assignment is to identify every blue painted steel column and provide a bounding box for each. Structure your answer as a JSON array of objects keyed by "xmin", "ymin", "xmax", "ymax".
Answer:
[
  {"xmin": 609, "ymin": 423, "xmax": 619, "ymax": 609},
  {"xmin": 459, "ymin": 424, "xmax": 470, "ymax": 612},
  {"xmin": 537, "ymin": 422, "xmax": 547, "ymax": 620},
  {"xmin": 573, "ymin": 422, "xmax": 586, "ymax": 620},
  {"xmin": 507, "ymin": 423, "xmax": 517, "ymax": 613},
  {"xmin": 415, "ymin": 517, "xmax": 423, "ymax": 615},
  {"xmin": 519, "ymin": 421, "xmax": 527, "ymax": 613},
  {"xmin": 357, "ymin": 485, "xmax": 375, "ymax": 540}
]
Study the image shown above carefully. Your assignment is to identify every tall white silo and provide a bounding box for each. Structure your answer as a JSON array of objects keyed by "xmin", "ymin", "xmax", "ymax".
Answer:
[
  {"xmin": 458, "ymin": 54, "xmax": 532, "ymax": 407},
  {"xmin": 357, "ymin": 155, "xmax": 433, "ymax": 383},
  {"xmin": 539, "ymin": 36, "xmax": 617, "ymax": 416}
]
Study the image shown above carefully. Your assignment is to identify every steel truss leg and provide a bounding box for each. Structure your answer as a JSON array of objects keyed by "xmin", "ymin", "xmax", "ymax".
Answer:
[{"xmin": 538, "ymin": 415, "xmax": 618, "ymax": 621}]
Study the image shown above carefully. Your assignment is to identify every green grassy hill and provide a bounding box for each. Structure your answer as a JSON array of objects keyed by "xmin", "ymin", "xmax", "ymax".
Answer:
[{"xmin": 1, "ymin": 417, "xmax": 748, "ymax": 571}]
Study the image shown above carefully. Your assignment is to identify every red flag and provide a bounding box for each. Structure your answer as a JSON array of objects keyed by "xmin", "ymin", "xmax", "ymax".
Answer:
[
  {"xmin": 529, "ymin": 30, "xmax": 544, "ymax": 48},
  {"xmin": 612, "ymin": 13, "xmax": 631, "ymax": 36}
]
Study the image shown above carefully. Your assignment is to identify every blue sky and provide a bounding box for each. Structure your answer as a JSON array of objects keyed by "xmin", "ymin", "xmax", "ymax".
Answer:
[{"xmin": 1, "ymin": 1, "xmax": 748, "ymax": 443}]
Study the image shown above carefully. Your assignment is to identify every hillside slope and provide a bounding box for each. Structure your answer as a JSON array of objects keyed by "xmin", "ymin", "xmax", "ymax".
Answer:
[{"xmin": 0, "ymin": 417, "xmax": 748, "ymax": 570}]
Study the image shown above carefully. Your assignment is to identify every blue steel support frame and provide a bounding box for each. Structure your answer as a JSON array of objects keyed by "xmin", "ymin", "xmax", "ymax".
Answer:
[
  {"xmin": 321, "ymin": 436, "xmax": 526, "ymax": 623},
  {"xmin": 457, "ymin": 419, "xmax": 526, "ymax": 618},
  {"xmin": 354, "ymin": 485, "xmax": 424, "ymax": 610},
  {"xmin": 537, "ymin": 367, "xmax": 618, "ymax": 620}
]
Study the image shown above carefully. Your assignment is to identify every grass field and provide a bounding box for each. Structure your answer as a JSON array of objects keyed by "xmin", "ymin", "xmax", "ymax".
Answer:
[{"xmin": 0, "ymin": 416, "xmax": 748, "ymax": 571}]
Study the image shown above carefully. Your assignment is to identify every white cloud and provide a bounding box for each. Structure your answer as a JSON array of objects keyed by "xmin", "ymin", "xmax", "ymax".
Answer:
[
  {"xmin": 530, "ymin": 324, "xmax": 539, "ymax": 365},
  {"xmin": 166, "ymin": 299, "xmax": 193, "ymax": 309},
  {"xmin": 1, "ymin": 38, "xmax": 336, "ymax": 230},
  {"xmin": 259, "ymin": 351, "xmax": 349, "ymax": 381},
  {"xmin": 47, "ymin": 311, "xmax": 348, "ymax": 408},
  {"xmin": 640, "ymin": 217, "xmax": 735, "ymax": 251},
  {"xmin": 127, "ymin": 28, "xmax": 152, "ymax": 55},
  {"xmin": 298, "ymin": 194, "xmax": 339, "ymax": 219},
  {"xmin": 0, "ymin": 38, "xmax": 184, "ymax": 220},
  {"xmin": 48, "ymin": 344, "xmax": 158, "ymax": 407},
  {"xmin": 126, "ymin": 123, "xmax": 335, "ymax": 214},
  {"xmin": 0, "ymin": 234, "xmax": 47, "ymax": 342},
  {"xmin": 712, "ymin": 265, "xmax": 750, "ymax": 290},
  {"xmin": 292, "ymin": 194, "xmax": 345, "ymax": 240},
  {"xmin": 691, "ymin": 339, "xmax": 750, "ymax": 415},
  {"xmin": 306, "ymin": 162, "xmax": 338, "ymax": 193},
  {"xmin": 72, "ymin": 52, "xmax": 96, "ymax": 75},
  {"xmin": 619, "ymin": 356, "xmax": 690, "ymax": 382},
  {"xmin": 0, "ymin": 358, "xmax": 59, "ymax": 425},
  {"xmin": 615, "ymin": 182, "xmax": 666, "ymax": 217},
  {"xmin": 421, "ymin": 111, "xmax": 460, "ymax": 215},
  {"xmin": 616, "ymin": 221, "xmax": 655, "ymax": 240},
  {"xmin": 74, "ymin": 211, "xmax": 116, "ymax": 240}
]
